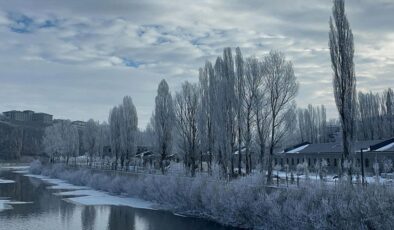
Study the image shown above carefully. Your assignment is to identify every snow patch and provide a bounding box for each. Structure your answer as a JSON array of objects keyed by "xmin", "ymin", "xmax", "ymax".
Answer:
[
  {"xmin": 64, "ymin": 192, "xmax": 155, "ymax": 210},
  {"xmin": 286, "ymin": 144, "xmax": 309, "ymax": 153},
  {"xmin": 23, "ymin": 174, "xmax": 89, "ymax": 190},
  {"xmin": 0, "ymin": 179, "xmax": 15, "ymax": 184},
  {"xmin": 13, "ymin": 170, "xmax": 30, "ymax": 174},
  {"xmin": 0, "ymin": 199, "xmax": 32, "ymax": 212},
  {"xmin": 0, "ymin": 166, "xmax": 29, "ymax": 170},
  {"xmin": 23, "ymin": 173, "xmax": 155, "ymax": 210}
]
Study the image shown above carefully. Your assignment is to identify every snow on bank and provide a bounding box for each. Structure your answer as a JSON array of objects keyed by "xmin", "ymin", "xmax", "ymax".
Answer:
[
  {"xmin": 0, "ymin": 179, "xmax": 15, "ymax": 184},
  {"xmin": 24, "ymin": 174, "xmax": 88, "ymax": 190},
  {"xmin": 0, "ymin": 166, "xmax": 29, "ymax": 170},
  {"xmin": 23, "ymin": 173, "xmax": 155, "ymax": 210},
  {"xmin": 13, "ymin": 170, "xmax": 30, "ymax": 174},
  {"xmin": 0, "ymin": 199, "xmax": 32, "ymax": 212}
]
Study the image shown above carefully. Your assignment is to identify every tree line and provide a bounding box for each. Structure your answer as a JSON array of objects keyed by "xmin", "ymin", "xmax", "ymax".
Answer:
[
  {"xmin": 147, "ymin": 48, "xmax": 298, "ymax": 182},
  {"xmin": 42, "ymin": 0, "xmax": 393, "ymax": 183}
]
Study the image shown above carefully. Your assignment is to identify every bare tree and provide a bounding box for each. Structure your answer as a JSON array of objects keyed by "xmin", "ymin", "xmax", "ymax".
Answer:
[
  {"xmin": 154, "ymin": 79, "xmax": 175, "ymax": 174},
  {"xmin": 43, "ymin": 120, "xmax": 79, "ymax": 164},
  {"xmin": 213, "ymin": 56, "xmax": 229, "ymax": 176},
  {"xmin": 329, "ymin": 0, "xmax": 357, "ymax": 178},
  {"xmin": 83, "ymin": 119, "xmax": 99, "ymax": 167},
  {"xmin": 197, "ymin": 61, "xmax": 215, "ymax": 173},
  {"xmin": 174, "ymin": 81, "xmax": 200, "ymax": 176},
  {"xmin": 109, "ymin": 106, "xmax": 121, "ymax": 170},
  {"xmin": 222, "ymin": 48, "xmax": 237, "ymax": 176},
  {"xmin": 235, "ymin": 47, "xmax": 245, "ymax": 175},
  {"xmin": 254, "ymin": 86, "xmax": 271, "ymax": 173},
  {"xmin": 263, "ymin": 51, "xmax": 298, "ymax": 184},
  {"xmin": 120, "ymin": 96, "xmax": 138, "ymax": 170},
  {"xmin": 385, "ymin": 88, "xmax": 394, "ymax": 137},
  {"xmin": 243, "ymin": 57, "xmax": 262, "ymax": 174},
  {"xmin": 297, "ymin": 104, "xmax": 328, "ymax": 143}
]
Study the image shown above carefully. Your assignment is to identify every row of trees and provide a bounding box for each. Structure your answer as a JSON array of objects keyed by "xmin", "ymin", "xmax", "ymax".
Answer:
[
  {"xmin": 297, "ymin": 105, "xmax": 328, "ymax": 143},
  {"xmin": 43, "ymin": 120, "xmax": 79, "ymax": 164},
  {"xmin": 108, "ymin": 96, "xmax": 138, "ymax": 170},
  {"xmin": 149, "ymin": 48, "xmax": 298, "ymax": 182},
  {"xmin": 43, "ymin": 119, "xmax": 110, "ymax": 165},
  {"xmin": 41, "ymin": 0, "xmax": 392, "ymax": 184},
  {"xmin": 357, "ymin": 88, "xmax": 394, "ymax": 140}
]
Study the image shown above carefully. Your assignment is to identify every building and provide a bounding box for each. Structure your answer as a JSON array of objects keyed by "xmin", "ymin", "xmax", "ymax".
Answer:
[
  {"xmin": 274, "ymin": 138, "xmax": 394, "ymax": 174},
  {"xmin": 3, "ymin": 110, "xmax": 53, "ymax": 124},
  {"xmin": 72, "ymin": 120, "xmax": 87, "ymax": 129},
  {"xmin": 32, "ymin": 113, "xmax": 53, "ymax": 124}
]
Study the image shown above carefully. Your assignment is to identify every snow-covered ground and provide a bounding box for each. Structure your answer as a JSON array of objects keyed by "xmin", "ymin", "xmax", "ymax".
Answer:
[
  {"xmin": 0, "ymin": 198, "xmax": 32, "ymax": 212},
  {"xmin": 23, "ymin": 173, "xmax": 156, "ymax": 210},
  {"xmin": 0, "ymin": 178, "xmax": 15, "ymax": 184},
  {"xmin": 273, "ymin": 170, "xmax": 394, "ymax": 185},
  {"xmin": 0, "ymin": 166, "xmax": 29, "ymax": 170}
]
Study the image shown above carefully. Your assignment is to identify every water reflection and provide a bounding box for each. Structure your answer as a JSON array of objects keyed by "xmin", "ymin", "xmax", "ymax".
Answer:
[
  {"xmin": 0, "ymin": 170, "xmax": 237, "ymax": 230},
  {"xmin": 82, "ymin": 206, "xmax": 96, "ymax": 230}
]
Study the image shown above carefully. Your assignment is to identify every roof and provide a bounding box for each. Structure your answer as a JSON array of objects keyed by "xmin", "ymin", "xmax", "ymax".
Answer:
[{"xmin": 279, "ymin": 138, "xmax": 394, "ymax": 155}]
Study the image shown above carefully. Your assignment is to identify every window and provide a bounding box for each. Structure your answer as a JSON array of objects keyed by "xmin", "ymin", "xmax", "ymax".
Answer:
[
  {"xmin": 365, "ymin": 158, "xmax": 369, "ymax": 168},
  {"xmin": 314, "ymin": 158, "xmax": 317, "ymax": 165},
  {"xmin": 334, "ymin": 158, "xmax": 337, "ymax": 167},
  {"xmin": 286, "ymin": 158, "xmax": 289, "ymax": 165},
  {"xmin": 275, "ymin": 158, "xmax": 278, "ymax": 165},
  {"xmin": 297, "ymin": 158, "xmax": 299, "ymax": 164},
  {"xmin": 357, "ymin": 159, "xmax": 360, "ymax": 167},
  {"xmin": 280, "ymin": 158, "xmax": 283, "ymax": 166},
  {"xmin": 292, "ymin": 158, "xmax": 294, "ymax": 165},
  {"xmin": 327, "ymin": 158, "xmax": 330, "ymax": 166},
  {"xmin": 308, "ymin": 158, "xmax": 311, "ymax": 166}
]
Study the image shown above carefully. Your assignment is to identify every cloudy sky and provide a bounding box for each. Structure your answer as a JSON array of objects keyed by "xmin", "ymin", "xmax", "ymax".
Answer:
[{"xmin": 0, "ymin": 0, "xmax": 393, "ymax": 128}]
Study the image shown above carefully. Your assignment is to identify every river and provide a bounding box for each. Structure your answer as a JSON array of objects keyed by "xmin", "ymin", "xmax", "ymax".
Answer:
[{"xmin": 0, "ymin": 168, "xmax": 237, "ymax": 230}]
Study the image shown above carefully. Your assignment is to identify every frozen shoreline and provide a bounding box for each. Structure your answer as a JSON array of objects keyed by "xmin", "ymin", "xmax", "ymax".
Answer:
[
  {"xmin": 22, "ymin": 173, "xmax": 156, "ymax": 210},
  {"xmin": 24, "ymin": 162, "xmax": 394, "ymax": 229}
]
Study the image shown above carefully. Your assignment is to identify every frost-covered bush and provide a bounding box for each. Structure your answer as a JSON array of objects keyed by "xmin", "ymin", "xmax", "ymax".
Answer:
[
  {"xmin": 29, "ymin": 163, "xmax": 394, "ymax": 229},
  {"xmin": 29, "ymin": 160, "xmax": 42, "ymax": 174}
]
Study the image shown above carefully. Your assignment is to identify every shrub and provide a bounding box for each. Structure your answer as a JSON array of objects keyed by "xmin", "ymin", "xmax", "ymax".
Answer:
[{"xmin": 28, "ymin": 161, "xmax": 394, "ymax": 229}]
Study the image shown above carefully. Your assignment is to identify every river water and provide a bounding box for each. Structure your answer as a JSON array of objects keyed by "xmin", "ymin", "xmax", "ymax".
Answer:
[{"xmin": 0, "ymin": 169, "xmax": 237, "ymax": 230}]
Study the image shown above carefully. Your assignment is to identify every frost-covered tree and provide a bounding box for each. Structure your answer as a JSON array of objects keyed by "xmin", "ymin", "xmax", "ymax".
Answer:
[
  {"xmin": 356, "ymin": 88, "xmax": 394, "ymax": 140},
  {"xmin": 383, "ymin": 158, "xmax": 393, "ymax": 174},
  {"xmin": 43, "ymin": 124, "xmax": 62, "ymax": 163},
  {"xmin": 243, "ymin": 57, "xmax": 263, "ymax": 173},
  {"xmin": 197, "ymin": 61, "xmax": 215, "ymax": 173},
  {"xmin": 384, "ymin": 88, "xmax": 394, "ymax": 137},
  {"xmin": 154, "ymin": 79, "xmax": 175, "ymax": 174},
  {"xmin": 83, "ymin": 119, "xmax": 100, "ymax": 167},
  {"xmin": 222, "ymin": 48, "xmax": 237, "ymax": 175},
  {"xmin": 329, "ymin": 0, "xmax": 356, "ymax": 177},
  {"xmin": 234, "ymin": 47, "xmax": 245, "ymax": 175},
  {"xmin": 119, "ymin": 96, "xmax": 138, "ymax": 169},
  {"xmin": 97, "ymin": 122, "xmax": 110, "ymax": 163},
  {"xmin": 43, "ymin": 120, "xmax": 79, "ymax": 164},
  {"xmin": 109, "ymin": 106, "xmax": 122, "ymax": 170},
  {"xmin": 254, "ymin": 76, "xmax": 271, "ymax": 173},
  {"xmin": 174, "ymin": 81, "xmax": 200, "ymax": 176},
  {"xmin": 263, "ymin": 51, "xmax": 298, "ymax": 183},
  {"xmin": 297, "ymin": 104, "xmax": 327, "ymax": 143},
  {"xmin": 211, "ymin": 48, "xmax": 238, "ymax": 177}
]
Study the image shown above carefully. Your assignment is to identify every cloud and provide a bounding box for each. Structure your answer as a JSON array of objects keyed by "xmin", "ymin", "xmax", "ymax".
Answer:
[{"xmin": 0, "ymin": 0, "xmax": 393, "ymax": 128}]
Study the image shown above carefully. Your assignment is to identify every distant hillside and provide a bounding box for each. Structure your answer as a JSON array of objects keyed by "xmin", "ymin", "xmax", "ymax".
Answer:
[{"xmin": 0, "ymin": 120, "xmax": 48, "ymax": 160}]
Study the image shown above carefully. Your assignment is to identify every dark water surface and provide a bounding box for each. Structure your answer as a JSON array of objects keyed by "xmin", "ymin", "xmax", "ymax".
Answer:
[{"xmin": 0, "ymin": 170, "xmax": 237, "ymax": 230}]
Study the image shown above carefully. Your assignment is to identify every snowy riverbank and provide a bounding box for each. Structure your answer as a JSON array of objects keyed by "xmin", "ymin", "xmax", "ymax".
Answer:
[{"xmin": 27, "ymin": 161, "xmax": 394, "ymax": 229}]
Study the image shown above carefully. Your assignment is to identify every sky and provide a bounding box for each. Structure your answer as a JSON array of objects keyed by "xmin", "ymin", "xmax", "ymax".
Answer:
[{"xmin": 0, "ymin": 0, "xmax": 393, "ymax": 129}]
